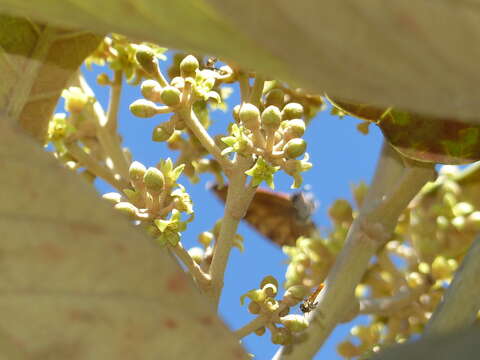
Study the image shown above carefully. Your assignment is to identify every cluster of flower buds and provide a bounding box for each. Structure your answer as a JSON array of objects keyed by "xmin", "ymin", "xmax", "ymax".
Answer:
[
  {"xmin": 222, "ymin": 99, "xmax": 312, "ymax": 188},
  {"xmin": 240, "ymin": 276, "xmax": 310, "ymax": 345},
  {"xmin": 87, "ymin": 34, "xmax": 167, "ymax": 85},
  {"xmin": 103, "ymin": 159, "xmax": 193, "ymax": 246}
]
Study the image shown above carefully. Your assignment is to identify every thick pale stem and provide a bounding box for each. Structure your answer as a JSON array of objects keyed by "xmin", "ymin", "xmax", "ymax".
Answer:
[
  {"xmin": 180, "ymin": 106, "xmax": 232, "ymax": 170},
  {"xmin": 106, "ymin": 70, "xmax": 122, "ymax": 133},
  {"xmin": 424, "ymin": 236, "xmax": 480, "ymax": 337},
  {"xmin": 234, "ymin": 315, "xmax": 268, "ymax": 339},
  {"xmin": 249, "ymin": 74, "xmax": 265, "ymax": 107},
  {"xmin": 208, "ymin": 157, "xmax": 256, "ymax": 308},
  {"xmin": 273, "ymin": 143, "xmax": 435, "ymax": 360}
]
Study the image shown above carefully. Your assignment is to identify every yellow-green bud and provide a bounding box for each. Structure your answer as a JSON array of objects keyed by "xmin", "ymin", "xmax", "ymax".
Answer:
[
  {"xmin": 283, "ymin": 285, "xmax": 310, "ymax": 305},
  {"xmin": 141, "ymin": 80, "xmax": 162, "ymax": 102},
  {"xmin": 129, "ymin": 161, "xmax": 147, "ymax": 181},
  {"xmin": 171, "ymin": 76, "xmax": 185, "ymax": 89},
  {"xmin": 328, "ymin": 199, "xmax": 353, "ymax": 223},
  {"xmin": 96, "ymin": 73, "xmax": 111, "ymax": 86},
  {"xmin": 453, "ymin": 202, "xmax": 474, "ymax": 217},
  {"xmin": 143, "ymin": 167, "xmax": 165, "ymax": 193},
  {"xmin": 260, "ymin": 275, "xmax": 279, "ymax": 290},
  {"xmin": 406, "ymin": 272, "xmax": 425, "ymax": 288},
  {"xmin": 187, "ymin": 247, "xmax": 204, "ymax": 264},
  {"xmin": 130, "ymin": 99, "xmax": 158, "ymax": 118},
  {"xmin": 135, "ymin": 45, "xmax": 156, "ymax": 74},
  {"xmin": 418, "ymin": 262, "xmax": 431, "ymax": 274},
  {"xmin": 180, "ymin": 55, "xmax": 199, "ymax": 78},
  {"xmin": 102, "ymin": 192, "xmax": 122, "ymax": 204},
  {"xmin": 265, "ymin": 88, "xmax": 284, "ymax": 108},
  {"xmin": 283, "ymin": 119, "xmax": 306, "ymax": 138},
  {"xmin": 114, "ymin": 202, "xmax": 138, "ymax": 218},
  {"xmin": 451, "ymin": 216, "xmax": 466, "ymax": 230},
  {"xmin": 261, "ymin": 105, "xmax": 282, "ymax": 129},
  {"xmin": 152, "ymin": 124, "xmax": 173, "ymax": 142},
  {"xmin": 282, "ymin": 102, "xmax": 304, "ymax": 120},
  {"xmin": 248, "ymin": 301, "xmax": 261, "ymax": 315},
  {"xmin": 254, "ymin": 326, "xmax": 266, "ymax": 336},
  {"xmin": 160, "ymin": 86, "xmax": 181, "ymax": 107},
  {"xmin": 280, "ymin": 315, "xmax": 308, "ymax": 332},
  {"xmin": 239, "ymin": 103, "xmax": 261, "ymax": 130},
  {"xmin": 431, "ymin": 256, "xmax": 453, "ymax": 280},
  {"xmin": 63, "ymin": 86, "xmax": 89, "ymax": 113},
  {"xmin": 284, "ymin": 138, "xmax": 307, "ymax": 159},
  {"xmin": 265, "ymin": 298, "xmax": 280, "ymax": 312},
  {"xmin": 262, "ymin": 284, "xmax": 278, "ymax": 298},
  {"xmin": 198, "ymin": 231, "xmax": 214, "ymax": 247},
  {"xmin": 271, "ymin": 327, "xmax": 291, "ymax": 345}
]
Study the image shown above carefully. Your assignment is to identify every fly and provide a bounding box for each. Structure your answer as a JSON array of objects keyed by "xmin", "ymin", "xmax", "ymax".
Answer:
[{"xmin": 300, "ymin": 283, "xmax": 324, "ymax": 313}]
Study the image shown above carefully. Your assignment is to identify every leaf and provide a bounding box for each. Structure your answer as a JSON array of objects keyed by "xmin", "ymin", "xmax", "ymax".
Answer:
[
  {"xmin": 0, "ymin": 14, "xmax": 102, "ymax": 142},
  {"xmin": 0, "ymin": 1, "xmax": 479, "ymax": 119},
  {"xmin": 0, "ymin": 119, "xmax": 247, "ymax": 360},
  {"xmin": 329, "ymin": 97, "xmax": 480, "ymax": 164}
]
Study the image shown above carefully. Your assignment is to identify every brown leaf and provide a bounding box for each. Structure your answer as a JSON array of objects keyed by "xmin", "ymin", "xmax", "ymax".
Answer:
[{"xmin": 0, "ymin": 119, "xmax": 247, "ymax": 359}]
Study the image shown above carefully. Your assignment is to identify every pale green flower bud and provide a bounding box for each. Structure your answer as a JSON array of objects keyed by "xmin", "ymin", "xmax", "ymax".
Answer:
[
  {"xmin": 130, "ymin": 99, "xmax": 158, "ymax": 118},
  {"xmin": 114, "ymin": 202, "xmax": 138, "ymax": 218},
  {"xmin": 187, "ymin": 247, "xmax": 204, "ymax": 264},
  {"xmin": 160, "ymin": 86, "xmax": 181, "ymax": 107},
  {"xmin": 248, "ymin": 301, "xmax": 261, "ymax": 315},
  {"xmin": 283, "ymin": 119, "xmax": 306, "ymax": 138},
  {"xmin": 135, "ymin": 45, "xmax": 156, "ymax": 74},
  {"xmin": 239, "ymin": 103, "xmax": 261, "ymax": 130},
  {"xmin": 261, "ymin": 105, "xmax": 282, "ymax": 129},
  {"xmin": 141, "ymin": 79, "xmax": 162, "ymax": 102},
  {"xmin": 129, "ymin": 161, "xmax": 146, "ymax": 181},
  {"xmin": 180, "ymin": 55, "xmax": 199, "ymax": 78},
  {"xmin": 102, "ymin": 192, "xmax": 122, "ymax": 204},
  {"xmin": 143, "ymin": 167, "xmax": 165, "ymax": 193},
  {"xmin": 198, "ymin": 231, "xmax": 214, "ymax": 247},
  {"xmin": 152, "ymin": 124, "xmax": 173, "ymax": 142},
  {"xmin": 284, "ymin": 138, "xmax": 307, "ymax": 159},
  {"xmin": 282, "ymin": 102, "xmax": 304, "ymax": 120},
  {"xmin": 280, "ymin": 314, "xmax": 309, "ymax": 332},
  {"xmin": 265, "ymin": 88, "xmax": 284, "ymax": 108}
]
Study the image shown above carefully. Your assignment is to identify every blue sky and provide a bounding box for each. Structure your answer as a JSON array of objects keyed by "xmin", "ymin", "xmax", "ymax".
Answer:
[{"xmin": 80, "ymin": 53, "xmax": 384, "ymax": 359}]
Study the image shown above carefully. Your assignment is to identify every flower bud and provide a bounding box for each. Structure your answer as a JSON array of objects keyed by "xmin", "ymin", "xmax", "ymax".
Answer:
[
  {"xmin": 102, "ymin": 192, "xmax": 122, "ymax": 204},
  {"xmin": 283, "ymin": 119, "xmax": 306, "ymax": 138},
  {"xmin": 152, "ymin": 124, "xmax": 173, "ymax": 142},
  {"xmin": 248, "ymin": 301, "xmax": 261, "ymax": 315},
  {"xmin": 239, "ymin": 103, "xmax": 261, "ymax": 130},
  {"xmin": 265, "ymin": 88, "xmax": 284, "ymax": 108},
  {"xmin": 188, "ymin": 247, "xmax": 204, "ymax": 264},
  {"xmin": 328, "ymin": 199, "xmax": 353, "ymax": 223},
  {"xmin": 141, "ymin": 79, "xmax": 162, "ymax": 102},
  {"xmin": 160, "ymin": 86, "xmax": 181, "ymax": 107},
  {"xmin": 180, "ymin": 55, "xmax": 199, "ymax": 78},
  {"xmin": 63, "ymin": 87, "xmax": 89, "ymax": 113},
  {"xmin": 337, "ymin": 341, "xmax": 361, "ymax": 358},
  {"xmin": 114, "ymin": 202, "xmax": 138, "ymax": 218},
  {"xmin": 406, "ymin": 272, "xmax": 425, "ymax": 288},
  {"xmin": 265, "ymin": 298, "xmax": 280, "ymax": 312},
  {"xmin": 431, "ymin": 256, "xmax": 452, "ymax": 280},
  {"xmin": 170, "ymin": 76, "xmax": 185, "ymax": 89},
  {"xmin": 198, "ymin": 231, "xmax": 214, "ymax": 247},
  {"xmin": 453, "ymin": 201, "xmax": 474, "ymax": 217},
  {"xmin": 260, "ymin": 275, "xmax": 279, "ymax": 290},
  {"xmin": 284, "ymin": 138, "xmax": 307, "ymax": 159},
  {"xmin": 280, "ymin": 314, "xmax": 309, "ymax": 332},
  {"xmin": 129, "ymin": 161, "xmax": 147, "ymax": 181},
  {"xmin": 283, "ymin": 285, "xmax": 310, "ymax": 305},
  {"xmin": 261, "ymin": 105, "xmax": 282, "ymax": 129},
  {"xmin": 96, "ymin": 73, "xmax": 111, "ymax": 86},
  {"xmin": 271, "ymin": 327, "xmax": 291, "ymax": 345},
  {"xmin": 135, "ymin": 45, "xmax": 156, "ymax": 74},
  {"xmin": 130, "ymin": 99, "xmax": 158, "ymax": 118},
  {"xmin": 282, "ymin": 102, "xmax": 304, "ymax": 120},
  {"xmin": 143, "ymin": 167, "xmax": 165, "ymax": 193}
]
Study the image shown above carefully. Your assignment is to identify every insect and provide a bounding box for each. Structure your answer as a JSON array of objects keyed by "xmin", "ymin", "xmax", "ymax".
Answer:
[
  {"xmin": 205, "ymin": 56, "xmax": 229, "ymax": 76},
  {"xmin": 300, "ymin": 283, "xmax": 325, "ymax": 313},
  {"xmin": 211, "ymin": 185, "xmax": 317, "ymax": 247}
]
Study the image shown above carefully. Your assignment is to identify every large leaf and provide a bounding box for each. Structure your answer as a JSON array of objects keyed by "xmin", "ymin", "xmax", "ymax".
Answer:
[
  {"xmin": 0, "ymin": 119, "xmax": 246, "ymax": 359},
  {"xmin": 0, "ymin": 1, "xmax": 479, "ymax": 119},
  {"xmin": 0, "ymin": 15, "xmax": 102, "ymax": 142}
]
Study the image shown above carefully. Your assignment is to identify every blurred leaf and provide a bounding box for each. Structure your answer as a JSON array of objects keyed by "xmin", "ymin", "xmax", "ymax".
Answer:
[
  {"xmin": 0, "ymin": 15, "xmax": 102, "ymax": 142},
  {"xmin": 0, "ymin": 119, "xmax": 246, "ymax": 359}
]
